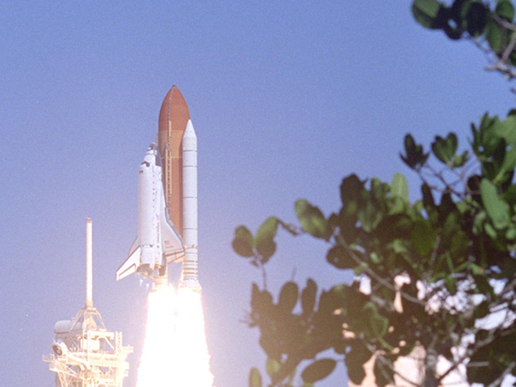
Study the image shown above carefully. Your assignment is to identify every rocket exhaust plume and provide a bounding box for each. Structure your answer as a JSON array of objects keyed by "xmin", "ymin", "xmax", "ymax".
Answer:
[{"xmin": 137, "ymin": 285, "xmax": 213, "ymax": 387}]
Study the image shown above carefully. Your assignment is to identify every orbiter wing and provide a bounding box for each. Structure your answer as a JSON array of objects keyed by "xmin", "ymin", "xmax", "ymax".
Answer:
[
  {"xmin": 116, "ymin": 238, "xmax": 141, "ymax": 281},
  {"xmin": 116, "ymin": 181, "xmax": 184, "ymax": 282}
]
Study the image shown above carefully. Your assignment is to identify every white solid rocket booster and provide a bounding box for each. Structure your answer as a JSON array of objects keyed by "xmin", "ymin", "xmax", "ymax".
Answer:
[{"xmin": 181, "ymin": 120, "xmax": 201, "ymax": 290}]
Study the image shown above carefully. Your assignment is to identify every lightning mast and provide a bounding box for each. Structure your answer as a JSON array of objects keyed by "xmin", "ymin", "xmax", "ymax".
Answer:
[{"xmin": 43, "ymin": 218, "xmax": 133, "ymax": 387}]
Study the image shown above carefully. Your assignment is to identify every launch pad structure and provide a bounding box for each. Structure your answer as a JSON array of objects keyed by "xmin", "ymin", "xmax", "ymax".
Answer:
[{"xmin": 43, "ymin": 219, "xmax": 133, "ymax": 387}]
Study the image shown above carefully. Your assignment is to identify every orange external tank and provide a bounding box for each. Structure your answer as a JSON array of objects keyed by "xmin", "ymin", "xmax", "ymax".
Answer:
[{"xmin": 158, "ymin": 85, "xmax": 190, "ymax": 238}]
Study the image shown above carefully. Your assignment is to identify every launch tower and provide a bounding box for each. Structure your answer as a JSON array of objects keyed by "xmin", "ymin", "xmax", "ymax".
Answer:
[{"xmin": 43, "ymin": 219, "xmax": 133, "ymax": 387}]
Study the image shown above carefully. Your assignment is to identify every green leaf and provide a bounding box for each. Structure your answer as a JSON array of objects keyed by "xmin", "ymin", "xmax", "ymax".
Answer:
[
  {"xmin": 413, "ymin": 0, "xmax": 440, "ymax": 18},
  {"xmin": 278, "ymin": 282, "xmax": 298, "ymax": 313},
  {"xmin": 301, "ymin": 359, "xmax": 337, "ymax": 383},
  {"xmin": 400, "ymin": 134, "xmax": 429, "ymax": 169},
  {"xmin": 330, "ymin": 284, "xmax": 347, "ymax": 301},
  {"xmin": 391, "ymin": 173, "xmax": 409, "ymax": 201},
  {"xmin": 259, "ymin": 334, "xmax": 281, "ymax": 361},
  {"xmin": 256, "ymin": 217, "xmax": 279, "ymax": 245},
  {"xmin": 504, "ymin": 182, "xmax": 516, "ymax": 202},
  {"xmin": 354, "ymin": 262, "xmax": 369, "ymax": 275},
  {"xmin": 255, "ymin": 217, "xmax": 279, "ymax": 263},
  {"xmin": 358, "ymin": 200, "xmax": 383, "ymax": 232},
  {"xmin": 484, "ymin": 115, "xmax": 516, "ymax": 183},
  {"xmin": 340, "ymin": 174, "xmax": 365, "ymax": 210},
  {"xmin": 295, "ymin": 199, "xmax": 331, "ymax": 240},
  {"xmin": 326, "ymin": 245, "xmax": 356, "ymax": 269},
  {"xmin": 496, "ymin": 0, "xmax": 515, "ymax": 21},
  {"xmin": 453, "ymin": 0, "xmax": 472, "ymax": 24},
  {"xmin": 452, "ymin": 150, "xmax": 469, "ymax": 167},
  {"xmin": 376, "ymin": 214, "xmax": 412, "ymax": 243},
  {"xmin": 411, "ymin": 219, "xmax": 436, "ymax": 256},
  {"xmin": 480, "ymin": 179, "xmax": 510, "ymax": 229},
  {"xmin": 422, "ymin": 183, "xmax": 436, "ymax": 209},
  {"xmin": 388, "ymin": 196, "xmax": 406, "ymax": 215},
  {"xmin": 506, "ymin": 225, "xmax": 516, "ymax": 240},
  {"xmin": 374, "ymin": 357, "xmax": 394, "ymax": 387},
  {"xmin": 450, "ymin": 230, "xmax": 468, "ymax": 258},
  {"xmin": 390, "ymin": 239, "xmax": 409, "ymax": 254},
  {"xmin": 317, "ymin": 286, "xmax": 345, "ymax": 315},
  {"xmin": 251, "ymin": 283, "xmax": 274, "ymax": 315},
  {"xmin": 363, "ymin": 302, "xmax": 389, "ymax": 338},
  {"xmin": 470, "ymin": 263, "xmax": 484, "ymax": 276},
  {"xmin": 345, "ymin": 342, "xmax": 370, "ymax": 384},
  {"xmin": 249, "ymin": 368, "xmax": 262, "ymax": 387},
  {"xmin": 444, "ymin": 23, "xmax": 462, "ymax": 40},
  {"xmin": 431, "ymin": 133, "xmax": 458, "ymax": 164},
  {"xmin": 334, "ymin": 340, "xmax": 347, "ymax": 355},
  {"xmin": 484, "ymin": 221, "xmax": 498, "ymax": 239},
  {"xmin": 412, "ymin": 0, "xmax": 443, "ymax": 29},
  {"xmin": 232, "ymin": 226, "xmax": 254, "ymax": 257},
  {"xmin": 465, "ymin": 2, "xmax": 488, "ymax": 36},
  {"xmin": 486, "ymin": 18, "xmax": 503, "ymax": 53},
  {"xmin": 445, "ymin": 275, "xmax": 457, "ymax": 295},
  {"xmin": 473, "ymin": 211, "xmax": 486, "ymax": 235},
  {"xmin": 438, "ymin": 192, "xmax": 456, "ymax": 224},
  {"xmin": 494, "ymin": 146, "xmax": 516, "ymax": 184},
  {"xmin": 301, "ymin": 279, "xmax": 317, "ymax": 315}
]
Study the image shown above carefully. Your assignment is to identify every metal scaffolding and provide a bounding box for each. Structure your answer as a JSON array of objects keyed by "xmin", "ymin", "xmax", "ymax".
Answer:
[
  {"xmin": 43, "ymin": 306, "xmax": 133, "ymax": 387},
  {"xmin": 43, "ymin": 219, "xmax": 133, "ymax": 387}
]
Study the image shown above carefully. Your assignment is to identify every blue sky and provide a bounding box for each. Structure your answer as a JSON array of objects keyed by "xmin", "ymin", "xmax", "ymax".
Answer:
[{"xmin": 0, "ymin": 1, "xmax": 513, "ymax": 386}]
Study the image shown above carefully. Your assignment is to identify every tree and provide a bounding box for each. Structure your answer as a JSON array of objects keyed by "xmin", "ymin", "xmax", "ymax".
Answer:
[
  {"xmin": 412, "ymin": 0, "xmax": 516, "ymax": 83},
  {"xmin": 233, "ymin": 1, "xmax": 516, "ymax": 387}
]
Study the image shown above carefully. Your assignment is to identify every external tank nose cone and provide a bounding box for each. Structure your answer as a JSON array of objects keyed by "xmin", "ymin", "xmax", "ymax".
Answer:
[{"xmin": 158, "ymin": 85, "xmax": 190, "ymax": 134}]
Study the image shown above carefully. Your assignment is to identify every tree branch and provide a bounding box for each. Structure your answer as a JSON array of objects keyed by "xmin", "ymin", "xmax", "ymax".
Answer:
[
  {"xmin": 486, "ymin": 361, "xmax": 516, "ymax": 387},
  {"xmin": 334, "ymin": 233, "xmax": 426, "ymax": 306}
]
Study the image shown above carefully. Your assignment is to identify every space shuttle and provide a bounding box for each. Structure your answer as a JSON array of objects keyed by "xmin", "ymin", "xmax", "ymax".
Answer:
[
  {"xmin": 116, "ymin": 86, "xmax": 200, "ymax": 290},
  {"xmin": 115, "ymin": 143, "xmax": 185, "ymax": 281}
]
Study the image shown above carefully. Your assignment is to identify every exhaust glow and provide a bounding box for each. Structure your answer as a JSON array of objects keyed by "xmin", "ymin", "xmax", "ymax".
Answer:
[{"xmin": 137, "ymin": 285, "xmax": 213, "ymax": 387}]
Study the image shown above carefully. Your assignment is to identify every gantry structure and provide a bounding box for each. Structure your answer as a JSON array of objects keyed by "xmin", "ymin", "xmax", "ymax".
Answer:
[
  {"xmin": 43, "ymin": 219, "xmax": 133, "ymax": 387},
  {"xmin": 43, "ymin": 306, "xmax": 132, "ymax": 387}
]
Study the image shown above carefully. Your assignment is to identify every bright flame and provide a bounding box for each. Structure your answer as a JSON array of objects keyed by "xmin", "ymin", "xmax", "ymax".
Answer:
[{"xmin": 137, "ymin": 285, "xmax": 214, "ymax": 387}]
